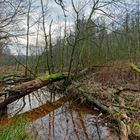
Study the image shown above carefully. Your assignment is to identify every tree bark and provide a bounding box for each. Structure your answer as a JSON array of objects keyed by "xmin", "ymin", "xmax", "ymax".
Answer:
[
  {"xmin": 77, "ymin": 87, "xmax": 131, "ymax": 140},
  {"xmin": 0, "ymin": 73, "xmax": 67, "ymax": 109}
]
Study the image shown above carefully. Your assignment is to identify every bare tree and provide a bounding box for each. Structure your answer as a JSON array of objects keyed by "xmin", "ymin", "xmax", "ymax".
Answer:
[
  {"xmin": 0, "ymin": 0, "xmax": 26, "ymax": 63},
  {"xmin": 40, "ymin": 0, "xmax": 51, "ymax": 74},
  {"xmin": 49, "ymin": 20, "xmax": 54, "ymax": 73},
  {"xmin": 25, "ymin": 0, "xmax": 32, "ymax": 77}
]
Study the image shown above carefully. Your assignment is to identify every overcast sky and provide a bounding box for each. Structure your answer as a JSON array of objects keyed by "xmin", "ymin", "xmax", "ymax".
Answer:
[{"xmin": 9, "ymin": 0, "xmax": 138, "ymax": 55}]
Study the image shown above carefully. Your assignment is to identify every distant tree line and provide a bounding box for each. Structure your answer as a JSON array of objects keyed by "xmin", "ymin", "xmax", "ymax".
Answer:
[{"xmin": 0, "ymin": 0, "xmax": 140, "ymax": 78}]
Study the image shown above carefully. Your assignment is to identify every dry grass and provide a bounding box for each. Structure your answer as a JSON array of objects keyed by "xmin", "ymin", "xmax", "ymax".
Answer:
[
  {"xmin": 80, "ymin": 61, "xmax": 140, "ymax": 138},
  {"xmin": 0, "ymin": 65, "xmax": 24, "ymax": 77},
  {"xmin": 94, "ymin": 61, "xmax": 140, "ymax": 86}
]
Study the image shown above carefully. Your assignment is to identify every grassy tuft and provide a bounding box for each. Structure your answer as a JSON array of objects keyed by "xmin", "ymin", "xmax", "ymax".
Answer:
[{"xmin": 0, "ymin": 117, "xmax": 30, "ymax": 140}]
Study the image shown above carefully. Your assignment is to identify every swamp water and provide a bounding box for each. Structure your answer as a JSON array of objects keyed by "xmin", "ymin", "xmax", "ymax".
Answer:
[{"xmin": 1, "ymin": 86, "xmax": 118, "ymax": 140}]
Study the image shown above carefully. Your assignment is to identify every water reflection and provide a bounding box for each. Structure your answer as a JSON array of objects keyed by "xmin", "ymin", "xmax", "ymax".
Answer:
[
  {"xmin": 1, "ymin": 86, "xmax": 118, "ymax": 140},
  {"xmin": 7, "ymin": 87, "xmax": 61, "ymax": 117},
  {"xmin": 27, "ymin": 104, "xmax": 117, "ymax": 140}
]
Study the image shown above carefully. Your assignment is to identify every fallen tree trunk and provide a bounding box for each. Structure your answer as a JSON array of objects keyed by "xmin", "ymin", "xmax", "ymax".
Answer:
[
  {"xmin": 78, "ymin": 87, "xmax": 112, "ymax": 114},
  {"xmin": 0, "ymin": 68, "xmax": 92, "ymax": 109},
  {"xmin": 0, "ymin": 73, "xmax": 67, "ymax": 109},
  {"xmin": 76, "ymin": 87, "xmax": 131, "ymax": 140}
]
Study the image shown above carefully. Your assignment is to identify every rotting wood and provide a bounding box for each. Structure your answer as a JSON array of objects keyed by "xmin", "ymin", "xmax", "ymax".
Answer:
[
  {"xmin": 113, "ymin": 87, "xmax": 140, "ymax": 95},
  {"xmin": 116, "ymin": 97, "xmax": 131, "ymax": 140},
  {"xmin": 78, "ymin": 87, "xmax": 112, "ymax": 114},
  {"xmin": 76, "ymin": 87, "xmax": 131, "ymax": 140},
  {"xmin": 113, "ymin": 104, "xmax": 139, "ymax": 112},
  {"xmin": 0, "ymin": 73, "xmax": 68, "ymax": 109},
  {"xmin": 0, "ymin": 68, "xmax": 92, "ymax": 109},
  {"xmin": 0, "ymin": 73, "xmax": 30, "ymax": 84}
]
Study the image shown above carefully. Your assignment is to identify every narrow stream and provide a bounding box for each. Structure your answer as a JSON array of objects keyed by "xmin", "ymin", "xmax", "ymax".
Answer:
[{"xmin": 1, "ymin": 87, "xmax": 118, "ymax": 140}]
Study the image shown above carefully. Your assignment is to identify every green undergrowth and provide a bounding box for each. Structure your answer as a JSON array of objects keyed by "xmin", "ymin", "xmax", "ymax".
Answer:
[
  {"xmin": 132, "ymin": 121, "xmax": 140, "ymax": 136},
  {"xmin": 0, "ymin": 117, "xmax": 31, "ymax": 140}
]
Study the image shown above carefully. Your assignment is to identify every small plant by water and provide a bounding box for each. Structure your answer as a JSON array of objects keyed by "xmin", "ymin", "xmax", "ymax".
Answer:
[{"xmin": 0, "ymin": 117, "xmax": 30, "ymax": 140}]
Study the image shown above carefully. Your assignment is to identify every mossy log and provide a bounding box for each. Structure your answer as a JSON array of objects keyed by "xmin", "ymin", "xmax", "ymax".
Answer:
[
  {"xmin": 77, "ymin": 87, "xmax": 131, "ymax": 140},
  {"xmin": 0, "ymin": 73, "xmax": 30, "ymax": 84},
  {"xmin": 78, "ymin": 87, "xmax": 112, "ymax": 114},
  {"xmin": 0, "ymin": 73, "xmax": 67, "ymax": 109},
  {"xmin": 0, "ymin": 68, "xmax": 90, "ymax": 109}
]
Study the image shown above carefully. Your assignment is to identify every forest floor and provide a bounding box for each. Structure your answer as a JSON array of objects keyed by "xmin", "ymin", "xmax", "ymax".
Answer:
[
  {"xmin": 0, "ymin": 65, "xmax": 24, "ymax": 76},
  {"xmin": 0, "ymin": 62, "xmax": 140, "ymax": 139},
  {"xmin": 79, "ymin": 62, "xmax": 140, "ymax": 138}
]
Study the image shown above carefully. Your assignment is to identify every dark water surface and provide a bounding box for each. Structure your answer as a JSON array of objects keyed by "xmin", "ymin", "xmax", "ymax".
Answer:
[{"xmin": 1, "ymin": 87, "xmax": 117, "ymax": 140}]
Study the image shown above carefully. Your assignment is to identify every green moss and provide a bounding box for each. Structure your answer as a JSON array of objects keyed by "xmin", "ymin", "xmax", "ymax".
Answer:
[
  {"xmin": 45, "ymin": 70, "xmax": 49, "ymax": 76},
  {"xmin": 78, "ymin": 87, "xmax": 94, "ymax": 103},
  {"xmin": 133, "ymin": 121, "xmax": 140, "ymax": 136},
  {"xmin": 130, "ymin": 64, "xmax": 140, "ymax": 73},
  {"xmin": 39, "ymin": 72, "xmax": 68, "ymax": 81},
  {"xmin": 116, "ymin": 112, "xmax": 123, "ymax": 117},
  {"xmin": 134, "ymin": 122, "xmax": 140, "ymax": 129}
]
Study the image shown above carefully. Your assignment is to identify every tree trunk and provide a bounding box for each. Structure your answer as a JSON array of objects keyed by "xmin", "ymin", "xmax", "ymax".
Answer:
[{"xmin": 0, "ymin": 73, "xmax": 67, "ymax": 109}]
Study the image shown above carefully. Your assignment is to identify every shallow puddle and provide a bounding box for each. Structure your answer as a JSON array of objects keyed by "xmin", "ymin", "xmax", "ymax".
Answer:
[
  {"xmin": 7, "ymin": 87, "xmax": 61, "ymax": 117},
  {"xmin": 1, "ymin": 87, "xmax": 118, "ymax": 140},
  {"xmin": 28, "ymin": 105, "xmax": 117, "ymax": 140}
]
